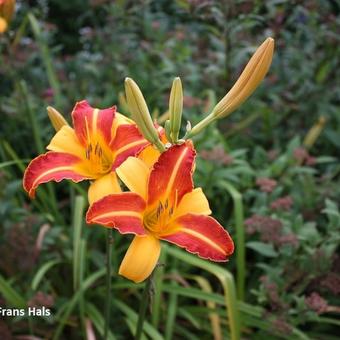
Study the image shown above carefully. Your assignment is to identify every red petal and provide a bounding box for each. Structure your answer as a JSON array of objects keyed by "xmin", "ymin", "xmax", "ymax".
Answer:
[
  {"xmin": 161, "ymin": 214, "xmax": 234, "ymax": 261},
  {"xmin": 71, "ymin": 100, "xmax": 116, "ymax": 145},
  {"xmin": 23, "ymin": 152, "xmax": 90, "ymax": 198},
  {"xmin": 147, "ymin": 141, "xmax": 195, "ymax": 206},
  {"xmin": 86, "ymin": 193, "xmax": 146, "ymax": 235},
  {"xmin": 110, "ymin": 124, "xmax": 149, "ymax": 169}
]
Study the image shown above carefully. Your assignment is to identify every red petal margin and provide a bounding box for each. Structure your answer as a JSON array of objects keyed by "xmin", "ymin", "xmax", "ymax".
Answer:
[
  {"xmin": 71, "ymin": 100, "xmax": 116, "ymax": 145},
  {"xmin": 110, "ymin": 124, "xmax": 149, "ymax": 170},
  {"xmin": 86, "ymin": 192, "xmax": 146, "ymax": 235},
  {"xmin": 147, "ymin": 141, "xmax": 195, "ymax": 206},
  {"xmin": 23, "ymin": 152, "xmax": 89, "ymax": 198},
  {"xmin": 161, "ymin": 214, "xmax": 234, "ymax": 261}
]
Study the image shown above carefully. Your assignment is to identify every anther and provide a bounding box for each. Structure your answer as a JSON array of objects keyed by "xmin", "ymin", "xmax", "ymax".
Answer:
[
  {"xmin": 85, "ymin": 148, "xmax": 90, "ymax": 160},
  {"xmin": 94, "ymin": 142, "xmax": 99, "ymax": 155}
]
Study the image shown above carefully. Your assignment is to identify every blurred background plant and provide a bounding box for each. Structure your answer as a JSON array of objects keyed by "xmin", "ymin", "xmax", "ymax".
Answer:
[{"xmin": 0, "ymin": 0, "xmax": 339, "ymax": 339}]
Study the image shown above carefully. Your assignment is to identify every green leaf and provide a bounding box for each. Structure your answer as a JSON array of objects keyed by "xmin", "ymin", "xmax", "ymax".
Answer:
[
  {"xmin": 246, "ymin": 241, "xmax": 278, "ymax": 257},
  {"xmin": 31, "ymin": 259, "xmax": 62, "ymax": 291},
  {"xmin": 85, "ymin": 302, "xmax": 116, "ymax": 340},
  {"xmin": 0, "ymin": 275, "xmax": 26, "ymax": 308}
]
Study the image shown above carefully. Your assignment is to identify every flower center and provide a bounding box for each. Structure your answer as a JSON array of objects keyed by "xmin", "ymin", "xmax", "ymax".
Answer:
[
  {"xmin": 143, "ymin": 198, "xmax": 175, "ymax": 236},
  {"xmin": 85, "ymin": 141, "xmax": 112, "ymax": 177}
]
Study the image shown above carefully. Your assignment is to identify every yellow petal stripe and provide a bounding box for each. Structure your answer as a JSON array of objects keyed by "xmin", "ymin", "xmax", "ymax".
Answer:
[
  {"xmin": 163, "ymin": 145, "xmax": 188, "ymax": 199},
  {"xmin": 115, "ymin": 139, "xmax": 148, "ymax": 156},
  {"xmin": 91, "ymin": 210, "xmax": 142, "ymax": 221}
]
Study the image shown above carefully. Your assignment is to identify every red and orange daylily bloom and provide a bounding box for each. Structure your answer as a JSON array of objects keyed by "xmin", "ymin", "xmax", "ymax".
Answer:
[
  {"xmin": 86, "ymin": 141, "xmax": 234, "ymax": 283},
  {"xmin": 23, "ymin": 100, "xmax": 149, "ymax": 203}
]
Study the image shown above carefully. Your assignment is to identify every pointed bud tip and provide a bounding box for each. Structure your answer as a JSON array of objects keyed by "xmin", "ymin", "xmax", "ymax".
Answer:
[{"xmin": 264, "ymin": 37, "xmax": 275, "ymax": 52}]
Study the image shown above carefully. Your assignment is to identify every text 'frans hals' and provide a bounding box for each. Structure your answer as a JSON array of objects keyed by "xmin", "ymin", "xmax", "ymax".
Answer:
[{"xmin": 0, "ymin": 307, "xmax": 51, "ymax": 317}]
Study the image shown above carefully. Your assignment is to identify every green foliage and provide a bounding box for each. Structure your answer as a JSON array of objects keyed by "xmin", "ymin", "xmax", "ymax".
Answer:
[{"xmin": 0, "ymin": 0, "xmax": 339, "ymax": 339}]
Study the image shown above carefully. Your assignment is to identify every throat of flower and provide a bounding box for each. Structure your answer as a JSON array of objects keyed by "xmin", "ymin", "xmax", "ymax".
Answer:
[
  {"xmin": 84, "ymin": 116, "xmax": 112, "ymax": 177},
  {"xmin": 85, "ymin": 141, "xmax": 112, "ymax": 176},
  {"xmin": 143, "ymin": 192, "xmax": 178, "ymax": 236}
]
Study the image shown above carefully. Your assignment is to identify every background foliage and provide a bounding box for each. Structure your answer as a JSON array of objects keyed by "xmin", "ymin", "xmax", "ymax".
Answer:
[{"xmin": 0, "ymin": 0, "xmax": 339, "ymax": 339}]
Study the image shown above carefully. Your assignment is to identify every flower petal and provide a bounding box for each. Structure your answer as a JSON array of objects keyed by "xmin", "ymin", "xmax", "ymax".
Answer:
[
  {"xmin": 88, "ymin": 173, "xmax": 121, "ymax": 205},
  {"xmin": 110, "ymin": 124, "xmax": 149, "ymax": 170},
  {"xmin": 72, "ymin": 100, "xmax": 116, "ymax": 146},
  {"xmin": 148, "ymin": 141, "xmax": 195, "ymax": 207},
  {"xmin": 116, "ymin": 157, "xmax": 149, "ymax": 200},
  {"xmin": 161, "ymin": 214, "xmax": 234, "ymax": 261},
  {"xmin": 47, "ymin": 125, "xmax": 85, "ymax": 159},
  {"xmin": 137, "ymin": 144, "xmax": 161, "ymax": 169},
  {"xmin": 86, "ymin": 193, "xmax": 146, "ymax": 235},
  {"xmin": 23, "ymin": 152, "xmax": 91, "ymax": 198},
  {"xmin": 173, "ymin": 188, "xmax": 211, "ymax": 219},
  {"xmin": 118, "ymin": 235, "xmax": 161, "ymax": 283}
]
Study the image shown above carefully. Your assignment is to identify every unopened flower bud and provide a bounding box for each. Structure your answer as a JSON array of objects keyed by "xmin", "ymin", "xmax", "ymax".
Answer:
[
  {"xmin": 186, "ymin": 38, "xmax": 274, "ymax": 138},
  {"xmin": 47, "ymin": 106, "xmax": 69, "ymax": 131},
  {"xmin": 169, "ymin": 77, "xmax": 183, "ymax": 142},
  {"xmin": 125, "ymin": 77, "xmax": 165, "ymax": 152},
  {"xmin": 212, "ymin": 37, "xmax": 274, "ymax": 119},
  {"xmin": 303, "ymin": 116, "xmax": 326, "ymax": 149}
]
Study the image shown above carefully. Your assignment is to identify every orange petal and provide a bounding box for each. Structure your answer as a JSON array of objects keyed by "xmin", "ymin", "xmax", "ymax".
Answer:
[
  {"xmin": 23, "ymin": 152, "xmax": 92, "ymax": 198},
  {"xmin": 110, "ymin": 124, "xmax": 149, "ymax": 169},
  {"xmin": 148, "ymin": 141, "xmax": 195, "ymax": 207},
  {"xmin": 118, "ymin": 235, "xmax": 161, "ymax": 283},
  {"xmin": 173, "ymin": 187, "xmax": 211, "ymax": 219},
  {"xmin": 161, "ymin": 214, "xmax": 234, "ymax": 261},
  {"xmin": 47, "ymin": 125, "xmax": 85, "ymax": 159},
  {"xmin": 0, "ymin": 17, "xmax": 7, "ymax": 33},
  {"xmin": 116, "ymin": 157, "xmax": 149, "ymax": 200},
  {"xmin": 86, "ymin": 193, "xmax": 146, "ymax": 235},
  {"xmin": 137, "ymin": 144, "xmax": 161, "ymax": 169},
  {"xmin": 71, "ymin": 100, "xmax": 116, "ymax": 146},
  {"xmin": 88, "ymin": 173, "xmax": 121, "ymax": 205}
]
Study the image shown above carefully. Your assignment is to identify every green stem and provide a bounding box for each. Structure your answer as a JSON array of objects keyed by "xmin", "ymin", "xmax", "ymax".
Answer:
[
  {"xmin": 184, "ymin": 114, "xmax": 216, "ymax": 139},
  {"xmin": 28, "ymin": 13, "xmax": 63, "ymax": 107},
  {"xmin": 154, "ymin": 140, "xmax": 166, "ymax": 153},
  {"xmin": 135, "ymin": 275, "xmax": 153, "ymax": 340},
  {"xmin": 219, "ymin": 181, "xmax": 245, "ymax": 301},
  {"xmin": 104, "ymin": 228, "xmax": 114, "ymax": 340}
]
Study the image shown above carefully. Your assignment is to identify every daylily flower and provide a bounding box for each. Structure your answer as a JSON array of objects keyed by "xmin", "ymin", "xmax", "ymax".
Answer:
[
  {"xmin": 23, "ymin": 100, "xmax": 149, "ymax": 204},
  {"xmin": 86, "ymin": 141, "xmax": 234, "ymax": 283}
]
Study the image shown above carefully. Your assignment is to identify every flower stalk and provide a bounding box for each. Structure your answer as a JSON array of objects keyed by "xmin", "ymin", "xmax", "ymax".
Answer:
[
  {"xmin": 135, "ymin": 272, "xmax": 153, "ymax": 340},
  {"xmin": 104, "ymin": 228, "xmax": 114, "ymax": 340}
]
